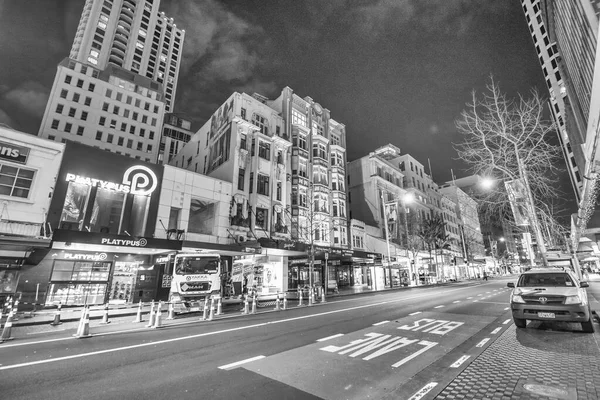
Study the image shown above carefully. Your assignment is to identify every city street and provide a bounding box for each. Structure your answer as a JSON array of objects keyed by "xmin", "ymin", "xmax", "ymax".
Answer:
[{"xmin": 1, "ymin": 278, "xmax": 599, "ymax": 399}]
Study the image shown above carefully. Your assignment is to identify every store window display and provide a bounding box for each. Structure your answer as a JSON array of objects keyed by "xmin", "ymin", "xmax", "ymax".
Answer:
[
  {"xmin": 109, "ymin": 262, "xmax": 139, "ymax": 304},
  {"xmin": 46, "ymin": 260, "xmax": 111, "ymax": 305}
]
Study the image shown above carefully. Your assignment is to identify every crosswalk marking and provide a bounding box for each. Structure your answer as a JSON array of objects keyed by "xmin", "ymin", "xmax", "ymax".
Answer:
[{"xmin": 317, "ymin": 333, "xmax": 344, "ymax": 342}]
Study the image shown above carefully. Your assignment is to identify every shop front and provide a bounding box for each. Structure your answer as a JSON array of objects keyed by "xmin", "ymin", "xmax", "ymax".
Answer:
[{"xmin": 24, "ymin": 229, "xmax": 182, "ymax": 307}]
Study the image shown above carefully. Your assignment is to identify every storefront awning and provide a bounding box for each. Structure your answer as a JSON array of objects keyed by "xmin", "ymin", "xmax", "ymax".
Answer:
[{"xmin": 51, "ymin": 229, "xmax": 181, "ymax": 254}]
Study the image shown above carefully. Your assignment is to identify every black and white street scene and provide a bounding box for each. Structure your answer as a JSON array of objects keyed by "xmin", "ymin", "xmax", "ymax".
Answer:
[{"xmin": 1, "ymin": 1, "xmax": 599, "ymax": 399}]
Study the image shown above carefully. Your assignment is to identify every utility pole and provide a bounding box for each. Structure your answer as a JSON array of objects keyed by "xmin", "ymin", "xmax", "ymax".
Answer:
[{"xmin": 381, "ymin": 191, "xmax": 393, "ymax": 288}]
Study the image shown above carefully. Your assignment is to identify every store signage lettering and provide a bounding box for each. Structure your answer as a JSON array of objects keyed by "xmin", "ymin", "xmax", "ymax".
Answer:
[
  {"xmin": 65, "ymin": 165, "xmax": 158, "ymax": 196},
  {"xmin": 320, "ymin": 332, "xmax": 437, "ymax": 368},
  {"xmin": 156, "ymin": 256, "xmax": 170, "ymax": 263},
  {"xmin": 0, "ymin": 141, "xmax": 30, "ymax": 164},
  {"xmin": 63, "ymin": 252, "xmax": 108, "ymax": 261},
  {"xmin": 101, "ymin": 237, "xmax": 148, "ymax": 247}
]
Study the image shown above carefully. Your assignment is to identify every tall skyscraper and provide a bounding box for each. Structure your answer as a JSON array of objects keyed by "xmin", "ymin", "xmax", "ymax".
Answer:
[
  {"xmin": 38, "ymin": 0, "xmax": 184, "ymax": 163},
  {"xmin": 69, "ymin": 0, "xmax": 184, "ymax": 112}
]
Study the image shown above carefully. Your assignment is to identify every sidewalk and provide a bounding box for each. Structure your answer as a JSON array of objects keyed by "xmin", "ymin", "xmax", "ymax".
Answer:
[{"xmin": 1, "ymin": 276, "xmax": 490, "ymax": 332}]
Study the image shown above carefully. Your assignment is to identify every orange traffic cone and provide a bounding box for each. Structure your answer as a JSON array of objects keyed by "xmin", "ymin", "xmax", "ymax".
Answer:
[
  {"xmin": 73, "ymin": 307, "xmax": 86, "ymax": 337},
  {"xmin": 145, "ymin": 301, "xmax": 156, "ymax": 328},
  {"xmin": 208, "ymin": 297, "xmax": 215, "ymax": 321},
  {"xmin": 298, "ymin": 288, "xmax": 303, "ymax": 307},
  {"xmin": 202, "ymin": 297, "xmax": 209, "ymax": 321},
  {"xmin": 133, "ymin": 300, "xmax": 143, "ymax": 323},
  {"xmin": 166, "ymin": 301, "xmax": 175, "ymax": 320},
  {"xmin": 0, "ymin": 309, "xmax": 15, "ymax": 342},
  {"xmin": 74, "ymin": 306, "xmax": 92, "ymax": 339},
  {"xmin": 251, "ymin": 294, "xmax": 257, "ymax": 314},
  {"xmin": 99, "ymin": 303, "xmax": 111, "ymax": 324},
  {"xmin": 216, "ymin": 297, "xmax": 223, "ymax": 316},
  {"xmin": 274, "ymin": 292, "xmax": 281, "ymax": 311},
  {"xmin": 50, "ymin": 302, "xmax": 63, "ymax": 326},
  {"xmin": 242, "ymin": 295, "xmax": 249, "ymax": 315},
  {"xmin": 153, "ymin": 301, "xmax": 163, "ymax": 329},
  {"xmin": 283, "ymin": 292, "xmax": 288, "ymax": 310}
]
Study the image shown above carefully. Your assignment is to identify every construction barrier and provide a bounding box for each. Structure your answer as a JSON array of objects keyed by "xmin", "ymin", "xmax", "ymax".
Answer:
[
  {"xmin": 133, "ymin": 300, "xmax": 143, "ymax": 323},
  {"xmin": 208, "ymin": 297, "xmax": 215, "ymax": 321},
  {"xmin": 274, "ymin": 293, "xmax": 281, "ymax": 311},
  {"xmin": 145, "ymin": 301, "xmax": 156, "ymax": 328},
  {"xmin": 216, "ymin": 297, "xmax": 223, "ymax": 316},
  {"xmin": 99, "ymin": 303, "xmax": 111, "ymax": 325},
  {"xmin": 50, "ymin": 302, "xmax": 63, "ymax": 326},
  {"xmin": 74, "ymin": 306, "xmax": 92, "ymax": 339},
  {"xmin": 153, "ymin": 301, "xmax": 163, "ymax": 329},
  {"xmin": 201, "ymin": 297, "xmax": 209, "ymax": 321},
  {"xmin": 0, "ymin": 309, "xmax": 15, "ymax": 342},
  {"xmin": 166, "ymin": 301, "xmax": 175, "ymax": 320},
  {"xmin": 242, "ymin": 295, "xmax": 249, "ymax": 315}
]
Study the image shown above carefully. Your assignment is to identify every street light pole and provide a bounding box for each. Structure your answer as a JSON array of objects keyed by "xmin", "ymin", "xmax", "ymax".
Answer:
[{"xmin": 381, "ymin": 191, "xmax": 393, "ymax": 288}]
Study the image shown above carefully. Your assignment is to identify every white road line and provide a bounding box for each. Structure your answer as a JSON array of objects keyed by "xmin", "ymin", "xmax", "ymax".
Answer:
[
  {"xmin": 467, "ymin": 297, "xmax": 473, "ymax": 299},
  {"xmin": 452, "ymin": 301, "xmax": 460, "ymax": 303},
  {"xmin": 27, "ymin": 328, "xmax": 68, "ymax": 335},
  {"xmin": 504, "ymin": 307, "xmax": 510, "ymax": 310},
  {"xmin": 473, "ymin": 300, "xmax": 479, "ymax": 302},
  {"xmin": 409, "ymin": 311, "xmax": 422, "ymax": 316},
  {"xmin": 434, "ymin": 305, "xmax": 445, "ymax": 309},
  {"xmin": 486, "ymin": 292, "xmax": 491, "ymax": 294},
  {"xmin": 477, "ymin": 294, "xmax": 483, "ymax": 296},
  {"xmin": 408, "ymin": 382, "xmax": 438, "ymax": 400},
  {"xmin": 317, "ymin": 333, "xmax": 344, "ymax": 342},
  {"xmin": 449, "ymin": 355, "xmax": 470, "ymax": 368},
  {"xmin": 503, "ymin": 319, "xmax": 511, "ymax": 325},
  {"xmin": 372, "ymin": 321, "xmax": 389, "ymax": 326},
  {"xmin": 491, "ymin": 327, "xmax": 502, "ymax": 334},
  {"xmin": 218, "ymin": 355, "xmax": 265, "ymax": 370},
  {"xmin": 476, "ymin": 338, "xmax": 490, "ymax": 347}
]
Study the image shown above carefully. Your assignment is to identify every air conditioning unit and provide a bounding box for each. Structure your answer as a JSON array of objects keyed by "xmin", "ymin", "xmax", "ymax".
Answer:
[{"xmin": 238, "ymin": 235, "xmax": 247, "ymax": 243}]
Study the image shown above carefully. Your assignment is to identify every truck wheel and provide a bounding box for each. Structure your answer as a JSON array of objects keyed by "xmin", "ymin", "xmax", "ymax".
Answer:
[
  {"xmin": 581, "ymin": 318, "xmax": 595, "ymax": 333},
  {"xmin": 513, "ymin": 317, "xmax": 526, "ymax": 328}
]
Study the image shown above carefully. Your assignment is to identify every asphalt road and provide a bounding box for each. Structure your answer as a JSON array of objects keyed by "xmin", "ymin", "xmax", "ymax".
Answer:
[{"xmin": 0, "ymin": 278, "xmax": 596, "ymax": 400}]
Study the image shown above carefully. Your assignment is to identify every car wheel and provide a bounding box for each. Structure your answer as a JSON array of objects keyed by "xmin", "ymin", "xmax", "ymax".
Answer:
[
  {"xmin": 513, "ymin": 317, "xmax": 526, "ymax": 328},
  {"xmin": 581, "ymin": 317, "xmax": 595, "ymax": 333}
]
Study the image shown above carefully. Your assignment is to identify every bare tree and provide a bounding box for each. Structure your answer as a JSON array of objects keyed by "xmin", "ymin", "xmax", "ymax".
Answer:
[
  {"xmin": 419, "ymin": 216, "xmax": 448, "ymax": 280},
  {"xmin": 454, "ymin": 77, "xmax": 564, "ymax": 263}
]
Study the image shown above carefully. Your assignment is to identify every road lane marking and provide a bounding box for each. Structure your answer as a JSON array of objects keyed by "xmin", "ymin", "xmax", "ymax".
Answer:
[
  {"xmin": 452, "ymin": 301, "xmax": 460, "ymax": 303},
  {"xmin": 392, "ymin": 341, "xmax": 437, "ymax": 367},
  {"xmin": 473, "ymin": 300, "xmax": 478, "ymax": 302},
  {"xmin": 317, "ymin": 333, "xmax": 345, "ymax": 342},
  {"xmin": 475, "ymin": 301, "xmax": 507, "ymax": 305},
  {"xmin": 27, "ymin": 328, "xmax": 68, "ymax": 335},
  {"xmin": 503, "ymin": 319, "xmax": 511, "ymax": 325},
  {"xmin": 467, "ymin": 297, "xmax": 473, "ymax": 299},
  {"xmin": 486, "ymin": 292, "xmax": 491, "ymax": 294},
  {"xmin": 373, "ymin": 321, "xmax": 389, "ymax": 326},
  {"xmin": 491, "ymin": 327, "xmax": 502, "ymax": 334},
  {"xmin": 477, "ymin": 294, "xmax": 483, "ymax": 296},
  {"xmin": 408, "ymin": 382, "xmax": 438, "ymax": 400},
  {"xmin": 218, "ymin": 355, "xmax": 265, "ymax": 370},
  {"xmin": 504, "ymin": 307, "xmax": 510, "ymax": 310},
  {"xmin": 434, "ymin": 305, "xmax": 444, "ymax": 309},
  {"xmin": 409, "ymin": 311, "xmax": 422, "ymax": 316},
  {"xmin": 476, "ymin": 338, "xmax": 490, "ymax": 347},
  {"xmin": 450, "ymin": 355, "xmax": 470, "ymax": 368}
]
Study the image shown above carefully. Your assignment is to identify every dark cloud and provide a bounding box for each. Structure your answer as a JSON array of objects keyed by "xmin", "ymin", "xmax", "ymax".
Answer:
[{"xmin": 3, "ymin": 81, "xmax": 49, "ymax": 118}]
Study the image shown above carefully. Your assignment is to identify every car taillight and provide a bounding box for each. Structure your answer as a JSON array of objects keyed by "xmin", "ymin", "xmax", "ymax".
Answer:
[
  {"xmin": 511, "ymin": 295, "xmax": 525, "ymax": 304},
  {"xmin": 564, "ymin": 295, "xmax": 581, "ymax": 305}
]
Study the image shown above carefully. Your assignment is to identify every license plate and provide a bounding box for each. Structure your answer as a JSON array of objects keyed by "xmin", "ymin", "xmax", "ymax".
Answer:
[{"xmin": 538, "ymin": 312, "xmax": 555, "ymax": 318}]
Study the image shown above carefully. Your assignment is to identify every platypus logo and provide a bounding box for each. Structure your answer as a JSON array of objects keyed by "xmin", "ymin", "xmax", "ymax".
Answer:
[{"xmin": 122, "ymin": 165, "xmax": 157, "ymax": 196}]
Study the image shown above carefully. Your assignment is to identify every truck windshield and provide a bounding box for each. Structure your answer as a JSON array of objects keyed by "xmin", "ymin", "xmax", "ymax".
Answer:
[
  {"xmin": 175, "ymin": 256, "xmax": 219, "ymax": 275},
  {"xmin": 518, "ymin": 273, "xmax": 573, "ymax": 287}
]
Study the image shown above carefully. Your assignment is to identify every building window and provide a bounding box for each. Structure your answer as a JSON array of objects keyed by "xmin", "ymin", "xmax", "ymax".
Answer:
[
  {"xmin": 64, "ymin": 123, "xmax": 72, "ymax": 133},
  {"xmin": 237, "ymin": 168, "xmax": 245, "ymax": 191},
  {"xmin": 120, "ymin": 122, "xmax": 127, "ymax": 132},
  {"xmin": 76, "ymin": 79, "xmax": 84, "ymax": 88},
  {"xmin": 249, "ymin": 172, "xmax": 253, "ymax": 194},
  {"xmin": 73, "ymin": 93, "xmax": 80, "ymax": 103},
  {"xmin": 76, "ymin": 126, "xmax": 84, "ymax": 136},
  {"xmin": 129, "ymin": 126, "xmax": 135, "ymax": 135},
  {"xmin": 99, "ymin": 116, "xmax": 106, "ymax": 126},
  {"xmin": 64, "ymin": 75, "xmax": 72, "ymax": 84},
  {"xmin": 255, "ymin": 207, "xmax": 268, "ymax": 230},
  {"xmin": 60, "ymin": 89, "xmax": 68, "ymax": 99},
  {"xmin": 251, "ymin": 113, "xmax": 268, "ymax": 135},
  {"xmin": 56, "ymin": 104, "xmax": 64, "ymax": 114},
  {"xmin": 291, "ymin": 108, "xmax": 307, "ymax": 127},
  {"xmin": 51, "ymin": 119, "xmax": 60, "ymax": 129},
  {"xmin": 0, "ymin": 164, "xmax": 35, "ymax": 199},
  {"xmin": 137, "ymin": 142, "xmax": 143, "ymax": 151},
  {"xmin": 147, "ymin": 144, "xmax": 153, "ymax": 153},
  {"xmin": 106, "ymin": 89, "xmax": 112, "ymax": 98},
  {"xmin": 241, "ymin": 108, "xmax": 246, "ymax": 120},
  {"xmin": 117, "ymin": 137, "xmax": 124, "ymax": 146},
  {"xmin": 48, "ymin": 135, "xmax": 55, "ymax": 141},
  {"xmin": 276, "ymin": 182, "xmax": 282, "ymax": 201},
  {"xmin": 68, "ymin": 107, "xmax": 76, "ymax": 117},
  {"xmin": 126, "ymin": 139, "xmax": 133, "ymax": 148},
  {"xmin": 112, "ymin": 105, "xmax": 120, "ymax": 115},
  {"xmin": 257, "ymin": 174, "xmax": 269, "ymax": 196},
  {"xmin": 106, "ymin": 134, "xmax": 113, "ymax": 143},
  {"xmin": 102, "ymin": 102, "xmax": 109, "ymax": 112},
  {"xmin": 96, "ymin": 131, "xmax": 103, "ymax": 140},
  {"xmin": 258, "ymin": 141, "xmax": 270, "ymax": 160},
  {"xmin": 312, "ymin": 142, "xmax": 327, "ymax": 160}
]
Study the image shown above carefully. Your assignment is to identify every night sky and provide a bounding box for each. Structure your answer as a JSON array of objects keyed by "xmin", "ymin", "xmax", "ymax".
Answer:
[{"xmin": 0, "ymin": 0, "xmax": 556, "ymax": 188}]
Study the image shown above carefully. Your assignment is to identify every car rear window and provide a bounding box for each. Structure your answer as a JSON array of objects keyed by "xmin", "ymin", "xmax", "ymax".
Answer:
[{"xmin": 518, "ymin": 273, "xmax": 573, "ymax": 287}]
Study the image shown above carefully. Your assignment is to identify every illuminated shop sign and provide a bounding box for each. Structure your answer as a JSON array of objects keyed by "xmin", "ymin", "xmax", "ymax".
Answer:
[
  {"xmin": 0, "ymin": 140, "xmax": 30, "ymax": 164},
  {"xmin": 65, "ymin": 165, "xmax": 158, "ymax": 196},
  {"xmin": 63, "ymin": 252, "xmax": 108, "ymax": 261},
  {"xmin": 101, "ymin": 237, "xmax": 148, "ymax": 247}
]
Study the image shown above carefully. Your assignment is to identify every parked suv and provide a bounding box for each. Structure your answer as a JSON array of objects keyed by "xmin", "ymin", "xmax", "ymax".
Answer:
[{"xmin": 507, "ymin": 268, "xmax": 594, "ymax": 333}]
